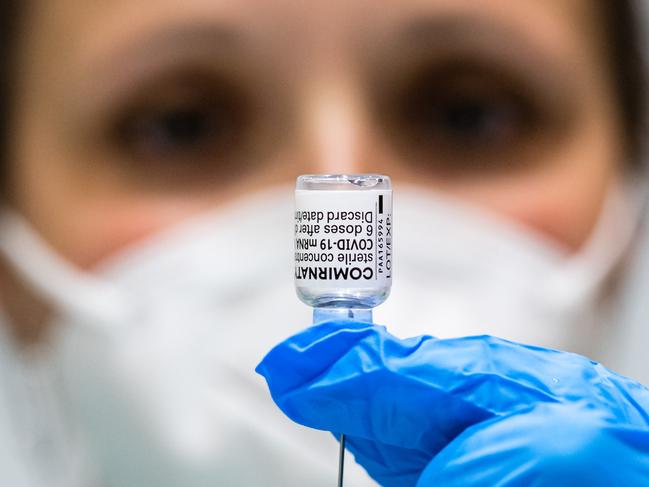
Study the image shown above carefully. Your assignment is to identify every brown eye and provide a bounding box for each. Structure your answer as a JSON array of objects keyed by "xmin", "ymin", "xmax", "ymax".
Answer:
[
  {"xmin": 408, "ymin": 69, "xmax": 532, "ymax": 148},
  {"xmin": 111, "ymin": 71, "xmax": 250, "ymax": 177},
  {"xmin": 384, "ymin": 60, "xmax": 558, "ymax": 172}
]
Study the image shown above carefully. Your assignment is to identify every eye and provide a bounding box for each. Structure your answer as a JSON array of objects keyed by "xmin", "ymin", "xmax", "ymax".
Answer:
[
  {"xmin": 410, "ymin": 73, "xmax": 529, "ymax": 148},
  {"xmin": 110, "ymin": 71, "xmax": 250, "ymax": 175},
  {"xmin": 386, "ymin": 61, "xmax": 553, "ymax": 171}
]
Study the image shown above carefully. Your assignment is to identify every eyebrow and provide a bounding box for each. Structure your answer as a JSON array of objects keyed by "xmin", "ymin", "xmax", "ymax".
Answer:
[
  {"xmin": 401, "ymin": 17, "xmax": 506, "ymax": 45},
  {"xmin": 385, "ymin": 15, "xmax": 577, "ymax": 92},
  {"xmin": 78, "ymin": 23, "xmax": 249, "ymax": 113},
  {"xmin": 100, "ymin": 23, "xmax": 244, "ymax": 72},
  {"xmin": 397, "ymin": 15, "xmax": 543, "ymax": 58}
]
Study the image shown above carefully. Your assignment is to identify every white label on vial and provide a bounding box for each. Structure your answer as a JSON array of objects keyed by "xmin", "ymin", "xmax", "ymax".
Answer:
[{"xmin": 295, "ymin": 190, "xmax": 393, "ymax": 288}]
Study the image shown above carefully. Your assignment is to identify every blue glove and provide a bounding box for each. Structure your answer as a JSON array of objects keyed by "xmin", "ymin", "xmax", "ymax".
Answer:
[{"xmin": 256, "ymin": 320, "xmax": 649, "ymax": 486}]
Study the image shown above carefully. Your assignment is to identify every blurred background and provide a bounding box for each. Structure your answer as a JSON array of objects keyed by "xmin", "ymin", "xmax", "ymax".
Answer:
[{"xmin": 0, "ymin": 1, "xmax": 648, "ymax": 486}]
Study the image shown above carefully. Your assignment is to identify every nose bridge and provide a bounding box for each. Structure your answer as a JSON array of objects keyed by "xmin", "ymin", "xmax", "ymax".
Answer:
[{"xmin": 300, "ymin": 74, "xmax": 368, "ymax": 174}]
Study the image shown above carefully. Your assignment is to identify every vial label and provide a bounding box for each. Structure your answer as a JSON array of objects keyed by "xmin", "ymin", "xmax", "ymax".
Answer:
[{"xmin": 295, "ymin": 190, "xmax": 393, "ymax": 288}]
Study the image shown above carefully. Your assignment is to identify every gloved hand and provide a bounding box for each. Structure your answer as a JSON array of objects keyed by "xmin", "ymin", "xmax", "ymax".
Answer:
[{"xmin": 256, "ymin": 320, "xmax": 649, "ymax": 486}]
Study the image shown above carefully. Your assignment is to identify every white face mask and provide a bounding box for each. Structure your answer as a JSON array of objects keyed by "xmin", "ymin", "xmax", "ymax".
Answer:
[{"xmin": 0, "ymin": 183, "xmax": 639, "ymax": 484}]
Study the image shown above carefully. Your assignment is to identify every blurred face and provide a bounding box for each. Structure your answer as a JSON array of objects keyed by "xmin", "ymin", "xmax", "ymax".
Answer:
[{"xmin": 9, "ymin": 0, "xmax": 624, "ymax": 269}]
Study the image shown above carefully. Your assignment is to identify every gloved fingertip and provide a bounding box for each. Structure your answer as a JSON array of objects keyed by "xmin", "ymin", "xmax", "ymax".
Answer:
[
  {"xmin": 256, "ymin": 320, "xmax": 381, "ymax": 396},
  {"xmin": 288, "ymin": 319, "xmax": 378, "ymax": 349}
]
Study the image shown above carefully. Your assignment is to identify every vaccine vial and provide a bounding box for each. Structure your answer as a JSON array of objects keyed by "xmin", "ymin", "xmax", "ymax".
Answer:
[{"xmin": 294, "ymin": 174, "xmax": 393, "ymax": 319}]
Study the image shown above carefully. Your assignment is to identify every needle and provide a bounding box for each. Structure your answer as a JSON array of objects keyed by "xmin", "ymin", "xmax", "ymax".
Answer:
[{"xmin": 338, "ymin": 433, "xmax": 346, "ymax": 487}]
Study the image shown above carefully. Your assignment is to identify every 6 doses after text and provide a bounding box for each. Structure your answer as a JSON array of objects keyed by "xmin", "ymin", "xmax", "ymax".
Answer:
[{"xmin": 294, "ymin": 190, "xmax": 393, "ymax": 286}]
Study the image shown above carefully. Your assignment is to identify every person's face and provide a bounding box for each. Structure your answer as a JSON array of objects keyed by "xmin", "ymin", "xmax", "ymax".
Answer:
[{"xmin": 9, "ymin": 0, "xmax": 625, "ymax": 268}]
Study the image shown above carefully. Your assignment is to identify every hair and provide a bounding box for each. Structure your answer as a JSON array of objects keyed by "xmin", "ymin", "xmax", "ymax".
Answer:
[
  {"xmin": 0, "ymin": 1, "xmax": 646, "ymax": 184},
  {"xmin": 599, "ymin": 0, "xmax": 647, "ymax": 164},
  {"xmin": 0, "ymin": 1, "xmax": 20, "ymax": 190}
]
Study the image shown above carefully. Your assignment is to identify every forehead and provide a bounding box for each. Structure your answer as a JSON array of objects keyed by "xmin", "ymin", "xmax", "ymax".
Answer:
[{"xmin": 25, "ymin": 0, "xmax": 596, "ymax": 58}]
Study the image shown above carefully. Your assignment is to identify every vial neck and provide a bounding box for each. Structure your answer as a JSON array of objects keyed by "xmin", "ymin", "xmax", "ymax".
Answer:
[{"xmin": 313, "ymin": 307, "xmax": 373, "ymax": 325}]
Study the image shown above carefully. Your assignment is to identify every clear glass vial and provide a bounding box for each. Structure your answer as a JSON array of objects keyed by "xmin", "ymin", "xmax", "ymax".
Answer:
[{"xmin": 294, "ymin": 174, "xmax": 393, "ymax": 320}]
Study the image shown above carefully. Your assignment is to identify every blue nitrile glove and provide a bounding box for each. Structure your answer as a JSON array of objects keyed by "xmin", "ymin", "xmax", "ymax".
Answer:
[{"xmin": 256, "ymin": 321, "xmax": 649, "ymax": 486}]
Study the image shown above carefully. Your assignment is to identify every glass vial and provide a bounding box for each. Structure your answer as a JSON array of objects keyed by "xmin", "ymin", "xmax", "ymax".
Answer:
[{"xmin": 294, "ymin": 174, "xmax": 393, "ymax": 314}]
